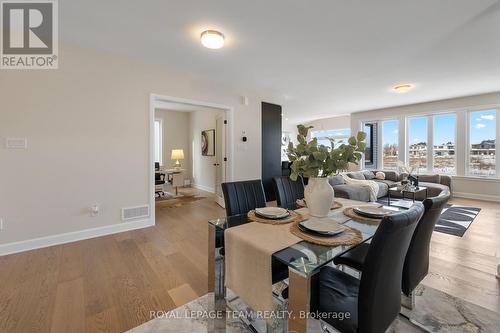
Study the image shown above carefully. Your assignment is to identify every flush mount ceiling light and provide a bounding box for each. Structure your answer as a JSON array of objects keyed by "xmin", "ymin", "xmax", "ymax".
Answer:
[
  {"xmin": 200, "ymin": 30, "xmax": 225, "ymax": 49},
  {"xmin": 392, "ymin": 83, "xmax": 415, "ymax": 93}
]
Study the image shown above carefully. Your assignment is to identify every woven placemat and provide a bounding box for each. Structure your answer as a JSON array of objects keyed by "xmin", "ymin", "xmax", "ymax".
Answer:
[
  {"xmin": 343, "ymin": 207, "xmax": 382, "ymax": 223},
  {"xmin": 290, "ymin": 221, "xmax": 363, "ymax": 246},
  {"xmin": 247, "ymin": 210, "xmax": 306, "ymax": 225},
  {"xmin": 296, "ymin": 200, "xmax": 343, "ymax": 210}
]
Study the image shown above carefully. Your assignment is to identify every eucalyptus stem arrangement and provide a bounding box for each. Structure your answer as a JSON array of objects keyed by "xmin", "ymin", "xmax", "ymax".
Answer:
[{"xmin": 287, "ymin": 125, "xmax": 367, "ymax": 181}]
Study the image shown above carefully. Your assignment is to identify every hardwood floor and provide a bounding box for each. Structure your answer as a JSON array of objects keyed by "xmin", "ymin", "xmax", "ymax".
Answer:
[{"xmin": 0, "ymin": 189, "xmax": 498, "ymax": 332}]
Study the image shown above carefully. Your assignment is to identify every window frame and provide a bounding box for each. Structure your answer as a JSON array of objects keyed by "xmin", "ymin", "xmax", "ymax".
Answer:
[{"xmin": 364, "ymin": 123, "xmax": 375, "ymax": 166}]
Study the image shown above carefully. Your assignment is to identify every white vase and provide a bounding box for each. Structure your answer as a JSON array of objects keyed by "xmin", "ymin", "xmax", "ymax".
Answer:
[{"xmin": 304, "ymin": 177, "xmax": 335, "ymax": 217}]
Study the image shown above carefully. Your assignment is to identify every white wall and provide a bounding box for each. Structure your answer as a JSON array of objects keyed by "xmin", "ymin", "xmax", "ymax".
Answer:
[
  {"xmin": 155, "ymin": 109, "xmax": 192, "ymax": 181},
  {"xmin": 350, "ymin": 92, "xmax": 500, "ymax": 201},
  {"xmin": 304, "ymin": 115, "xmax": 351, "ymax": 132},
  {"xmin": 0, "ymin": 43, "xmax": 264, "ymax": 252}
]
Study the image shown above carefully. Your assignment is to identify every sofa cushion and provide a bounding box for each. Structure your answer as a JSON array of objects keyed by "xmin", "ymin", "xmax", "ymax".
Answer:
[
  {"xmin": 346, "ymin": 171, "xmax": 365, "ymax": 180},
  {"xmin": 328, "ymin": 175, "xmax": 345, "ymax": 186},
  {"xmin": 374, "ymin": 179, "xmax": 398, "ymax": 188},
  {"xmin": 417, "ymin": 174, "xmax": 440, "ymax": 184},
  {"xmin": 376, "ymin": 182, "xmax": 388, "ymax": 198},
  {"xmin": 332, "ymin": 184, "xmax": 371, "ymax": 202},
  {"xmin": 382, "ymin": 171, "xmax": 399, "ymax": 181},
  {"xmin": 362, "ymin": 170, "xmax": 375, "ymax": 180}
]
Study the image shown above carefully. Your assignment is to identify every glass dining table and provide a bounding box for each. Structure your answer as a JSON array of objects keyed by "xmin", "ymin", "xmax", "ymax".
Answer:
[{"xmin": 207, "ymin": 201, "xmax": 406, "ymax": 333}]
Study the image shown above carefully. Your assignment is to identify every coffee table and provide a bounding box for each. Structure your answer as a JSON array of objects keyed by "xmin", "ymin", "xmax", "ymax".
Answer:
[{"xmin": 388, "ymin": 186, "xmax": 428, "ymax": 208}]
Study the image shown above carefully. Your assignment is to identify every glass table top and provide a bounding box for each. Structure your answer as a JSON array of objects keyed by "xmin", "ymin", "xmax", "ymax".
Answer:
[
  {"xmin": 389, "ymin": 186, "xmax": 428, "ymax": 193},
  {"xmin": 208, "ymin": 203, "xmax": 407, "ymax": 276}
]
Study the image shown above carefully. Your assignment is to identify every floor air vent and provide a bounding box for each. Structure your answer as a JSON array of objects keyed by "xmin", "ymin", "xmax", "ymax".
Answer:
[{"xmin": 121, "ymin": 205, "xmax": 150, "ymax": 221}]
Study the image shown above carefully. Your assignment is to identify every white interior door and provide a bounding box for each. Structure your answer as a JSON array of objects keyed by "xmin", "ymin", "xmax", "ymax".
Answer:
[{"xmin": 215, "ymin": 115, "xmax": 226, "ymax": 207}]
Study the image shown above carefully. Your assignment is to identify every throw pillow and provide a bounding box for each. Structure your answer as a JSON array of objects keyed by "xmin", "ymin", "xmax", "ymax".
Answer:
[
  {"xmin": 328, "ymin": 175, "xmax": 345, "ymax": 186},
  {"xmin": 375, "ymin": 171, "xmax": 385, "ymax": 180},
  {"xmin": 347, "ymin": 171, "xmax": 365, "ymax": 180},
  {"xmin": 362, "ymin": 170, "xmax": 375, "ymax": 180}
]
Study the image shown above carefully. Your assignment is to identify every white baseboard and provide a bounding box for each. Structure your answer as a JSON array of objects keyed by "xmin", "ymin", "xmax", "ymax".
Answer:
[
  {"xmin": 0, "ymin": 218, "xmax": 154, "ymax": 256},
  {"xmin": 192, "ymin": 183, "xmax": 215, "ymax": 193},
  {"xmin": 453, "ymin": 191, "xmax": 500, "ymax": 202}
]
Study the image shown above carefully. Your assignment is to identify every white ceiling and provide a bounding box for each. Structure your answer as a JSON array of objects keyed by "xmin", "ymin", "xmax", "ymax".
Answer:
[{"xmin": 61, "ymin": 0, "xmax": 500, "ymax": 124}]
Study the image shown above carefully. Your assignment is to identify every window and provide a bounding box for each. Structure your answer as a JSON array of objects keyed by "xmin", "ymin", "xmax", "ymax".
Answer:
[
  {"xmin": 311, "ymin": 128, "xmax": 351, "ymax": 147},
  {"xmin": 154, "ymin": 119, "xmax": 163, "ymax": 165},
  {"xmin": 469, "ymin": 110, "xmax": 496, "ymax": 176},
  {"xmin": 408, "ymin": 117, "xmax": 428, "ymax": 173},
  {"xmin": 433, "ymin": 114, "xmax": 456, "ymax": 174},
  {"xmin": 382, "ymin": 120, "xmax": 399, "ymax": 169},
  {"xmin": 364, "ymin": 124, "xmax": 373, "ymax": 165}
]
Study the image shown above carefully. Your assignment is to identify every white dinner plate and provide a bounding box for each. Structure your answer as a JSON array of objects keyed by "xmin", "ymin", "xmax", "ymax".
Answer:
[
  {"xmin": 299, "ymin": 219, "xmax": 346, "ymax": 235},
  {"xmin": 255, "ymin": 207, "xmax": 290, "ymax": 219},
  {"xmin": 353, "ymin": 206, "xmax": 394, "ymax": 218}
]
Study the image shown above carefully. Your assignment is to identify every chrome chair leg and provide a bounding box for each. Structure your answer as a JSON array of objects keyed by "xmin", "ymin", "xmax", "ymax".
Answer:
[
  {"xmin": 401, "ymin": 291, "xmax": 415, "ymax": 311},
  {"xmin": 319, "ymin": 319, "xmax": 339, "ymax": 333},
  {"xmin": 400, "ymin": 290, "xmax": 432, "ymax": 333}
]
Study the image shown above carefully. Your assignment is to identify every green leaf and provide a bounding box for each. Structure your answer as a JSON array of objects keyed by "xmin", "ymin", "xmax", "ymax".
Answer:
[
  {"xmin": 287, "ymin": 124, "xmax": 364, "ymax": 177},
  {"xmin": 357, "ymin": 131, "xmax": 367, "ymax": 142}
]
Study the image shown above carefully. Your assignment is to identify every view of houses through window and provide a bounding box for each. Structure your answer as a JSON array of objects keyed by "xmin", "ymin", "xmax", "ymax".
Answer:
[
  {"xmin": 367, "ymin": 108, "xmax": 497, "ymax": 177},
  {"xmin": 382, "ymin": 120, "xmax": 399, "ymax": 169},
  {"xmin": 433, "ymin": 114, "xmax": 456, "ymax": 174},
  {"xmin": 469, "ymin": 110, "xmax": 496, "ymax": 176},
  {"xmin": 311, "ymin": 128, "xmax": 351, "ymax": 146},
  {"xmin": 408, "ymin": 116, "xmax": 428, "ymax": 173}
]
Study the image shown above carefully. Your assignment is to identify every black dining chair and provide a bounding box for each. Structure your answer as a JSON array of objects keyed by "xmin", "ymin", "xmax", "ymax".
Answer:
[
  {"xmin": 311, "ymin": 203, "xmax": 424, "ymax": 333},
  {"xmin": 333, "ymin": 190, "xmax": 450, "ymax": 310},
  {"xmin": 272, "ymin": 176, "xmax": 304, "ymax": 209},
  {"xmin": 221, "ymin": 179, "xmax": 267, "ymax": 216},
  {"xmin": 220, "ymin": 179, "xmax": 298, "ymax": 284}
]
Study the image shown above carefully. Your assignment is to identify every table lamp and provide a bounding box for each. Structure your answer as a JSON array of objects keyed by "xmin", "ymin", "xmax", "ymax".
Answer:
[{"xmin": 171, "ymin": 149, "xmax": 184, "ymax": 169}]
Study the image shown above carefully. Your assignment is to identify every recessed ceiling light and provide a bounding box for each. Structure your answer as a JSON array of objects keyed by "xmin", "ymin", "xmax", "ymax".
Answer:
[
  {"xmin": 200, "ymin": 30, "xmax": 225, "ymax": 49},
  {"xmin": 392, "ymin": 83, "xmax": 414, "ymax": 93}
]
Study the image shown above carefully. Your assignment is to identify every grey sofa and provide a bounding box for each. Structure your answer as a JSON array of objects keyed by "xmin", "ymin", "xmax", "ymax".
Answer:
[{"xmin": 329, "ymin": 170, "xmax": 452, "ymax": 202}]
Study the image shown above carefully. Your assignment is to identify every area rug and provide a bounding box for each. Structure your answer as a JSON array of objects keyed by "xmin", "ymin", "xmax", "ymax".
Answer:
[
  {"xmin": 377, "ymin": 198, "xmax": 480, "ymax": 237},
  {"xmin": 126, "ymin": 285, "xmax": 500, "ymax": 333},
  {"xmin": 435, "ymin": 205, "xmax": 481, "ymax": 237},
  {"xmin": 155, "ymin": 195, "xmax": 206, "ymax": 208}
]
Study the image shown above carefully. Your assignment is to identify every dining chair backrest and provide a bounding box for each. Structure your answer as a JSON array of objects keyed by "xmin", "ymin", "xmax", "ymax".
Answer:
[
  {"xmin": 402, "ymin": 190, "xmax": 450, "ymax": 295},
  {"xmin": 221, "ymin": 180, "xmax": 267, "ymax": 217},
  {"xmin": 272, "ymin": 176, "xmax": 304, "ymax": 209},
  {"xmin": 358, "ymin": 203, "xmax": 424, "ymax": 333}
]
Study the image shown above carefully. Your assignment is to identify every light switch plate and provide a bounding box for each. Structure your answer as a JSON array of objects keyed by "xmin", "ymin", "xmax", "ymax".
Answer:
[{"xmin": 5, "ymin": 137, "xmax": 27, "ymax": 149}]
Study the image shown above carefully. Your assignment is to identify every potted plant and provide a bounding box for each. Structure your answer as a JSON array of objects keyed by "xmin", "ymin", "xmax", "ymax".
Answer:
[{"xmin": 287, "ymin": 125, "xmax": 366, "ymax": 217}]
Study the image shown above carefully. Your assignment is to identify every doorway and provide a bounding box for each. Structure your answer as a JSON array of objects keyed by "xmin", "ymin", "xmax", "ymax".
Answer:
[{"xmin": 149, "ymin": 94, "xmax": 233, "ymax": 223}]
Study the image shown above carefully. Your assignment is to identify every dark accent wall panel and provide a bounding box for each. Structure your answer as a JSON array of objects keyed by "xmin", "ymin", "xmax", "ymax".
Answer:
[{"xmin": 261, "ymin": 102, "xmax": 282, "ymax": 201}]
